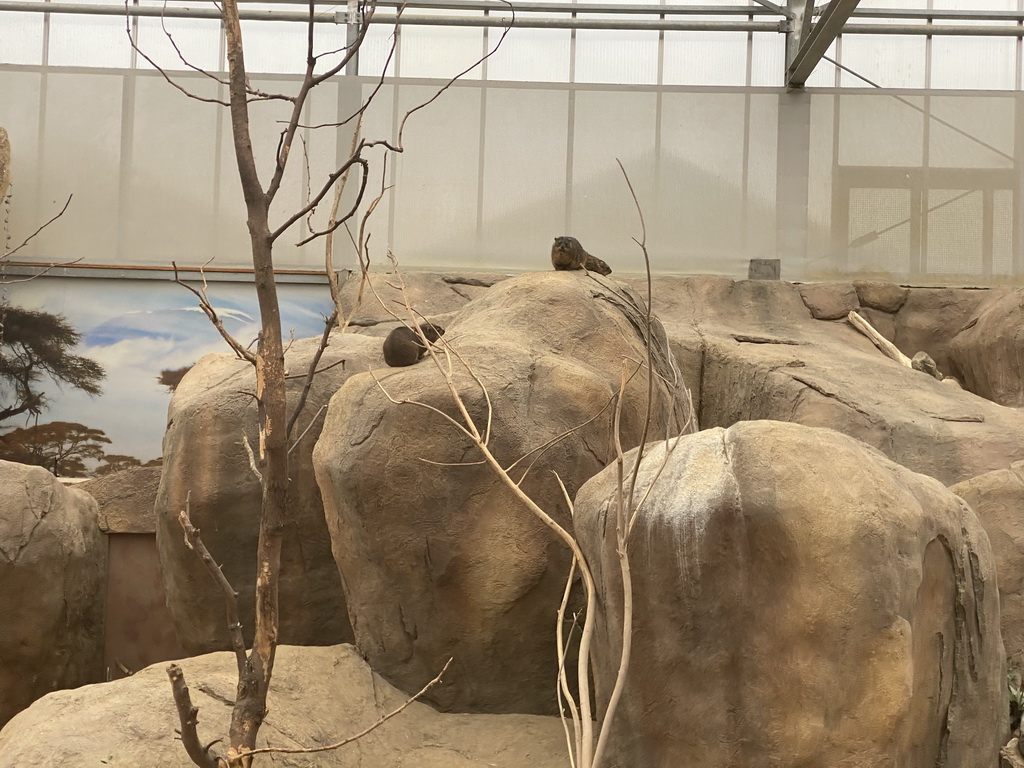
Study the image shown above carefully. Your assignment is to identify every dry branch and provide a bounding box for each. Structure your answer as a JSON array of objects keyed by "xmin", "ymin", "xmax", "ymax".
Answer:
[
  {"xmin": 167, "ymin": 664, "xmax": 224, "ymax": 768},
  {"xmin": 847, "ymin": 310, "xmax": 913, "ymax": 367}
]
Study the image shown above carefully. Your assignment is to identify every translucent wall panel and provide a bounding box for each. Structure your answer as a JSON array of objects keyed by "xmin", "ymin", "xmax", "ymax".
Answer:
[
  {"xmin": 571, "ymin": 90, "xmax": 657, "ymax": 270},
  {"xmin": 399, "ymin": 24, "xmax": 485, "ymax": 80},
  {"xmin": 41, "ymin": 73, "xmax": 124, "ymax": 261},
  {"xmin": 656, "ymin": 92, "xmax": 750, "ymax": 273},
  {"xmin": 133, "ymin": 17, "xmax": 223, "ymax": 73},
  {"xmin": 121, "ymin": 74, "xmax": 221, "ymax": 266},
  {"xmin": 0, "ymin": 12, "xmax": 43, "ymax": 66},
  {"xmin": 485, "ymin": 27, "xmax": 571, "ymax": 83},
  {"xmin": 926, "ymin": 189, "xmax": 984, "ymax": 275},
  {"xmin": 663, "ymin": 31, "xmax": 749, "ymax": 87},
  {"xmin": 929, "ymin": 95, "xmax": 1015, "ymax": 169},
  {"xmin": 390, "ymin": 84, "xmax": 483, "ymax": 267},
  {"xmin": 0, "ymin": 70, "xmax": 43, "ymax": 252},
  {"xmin": 930, "ymin": 37, "xmax": 1018, "ymax": 91},
  {"xmin": 838, "ymin": 94, "xmax": 925, "ymax": 166},
  {"xmin": 746, "ymin": 94, "xmax": 780, "ymax": 261},
  {"xmin": 480, "ymin": 87, "xmax": 569, "ymax": 268},
  {"xmin": 575, "ymin": 30, "xmax": 660, "ymax": 85},
  {"xmin": 846, "ymin": 187, "xmax": 913, "ymax": 274},
  {"xmin": 358, "ymin": 26, "xmax": 398, "ymax": 79},
  {"xmin": 839, "ymin": 35, "xmax": 927, "ymax": 89},
  {"xmin": 238, "ymin": 19, "xmax": 316, "ymax": 75},
  {"xmin": 50, "ymin": 14, "xmax": 133, "ymax": 68},
  {"xmin": 750, "ymin": 32, "xmax": 784, "ymax": 88}
]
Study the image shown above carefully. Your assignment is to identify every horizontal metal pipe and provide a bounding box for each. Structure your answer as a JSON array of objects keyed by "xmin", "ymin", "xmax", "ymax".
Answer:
[
  {"xmin": 1, "ymin": 0, "xmax": 1021, "ymax": 36},
  {"xmin": 241, "ymin": 0, "xmax": 783, "ymax": 15},
  {"xmin": 850, "ymin": 8, "xmax": 1024, "ymax": 22}
]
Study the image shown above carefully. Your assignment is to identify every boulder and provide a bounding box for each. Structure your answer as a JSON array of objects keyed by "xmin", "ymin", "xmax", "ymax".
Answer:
[
  {"xmin": 951, "ymin": 461, "xmax": 1024, "ymax": 669},
  {"xmin": 78, "ymin": 465, "xmax": 162, "ymax": 533},
  {"xmin": 155, "ymin": 331, "xmax": 382, "ymax": 654},
  {"xmin": 314, "ymin": 271, "xmax": 692, "ymax": 715},
  {"xmin": 854, "ymin": 279, "xmax": 909, "ymax": 313},
  {"xmin": 641, "ymin": 276, "xmax": 1024, "ymax": 486},
  {"xmin": 0, "ymin": 461, "xmax": 106, "ymax": 727},
  {"xmin": 798, "ymin": 281, "xmax": 858, "ymax": 320},
  {"xmin": 0, "ymin": 644, "xmax": 568, "ymax": 767},
  {"xmin": 949, "ymin": 287, "xmax": 1024, "ymax": 406},
  {"xmin": 575, "ymin": 421, "xmax": 1005, "ymax": 768}
]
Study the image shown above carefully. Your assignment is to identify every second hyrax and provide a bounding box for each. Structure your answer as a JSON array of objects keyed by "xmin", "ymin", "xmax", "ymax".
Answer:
[
  {"xmin": 551, "ymin": 236, "xmax": 612, "ymax": 276},
  {"xmin": 382, "ymin": 323, "xmax": 445, "ymax": 367}
]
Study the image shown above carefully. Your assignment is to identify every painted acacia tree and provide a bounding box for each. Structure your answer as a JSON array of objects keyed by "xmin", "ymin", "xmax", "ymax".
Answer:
[{"xmin": 127, "ymin": 1, "xmax": 511, "ymax": 765}]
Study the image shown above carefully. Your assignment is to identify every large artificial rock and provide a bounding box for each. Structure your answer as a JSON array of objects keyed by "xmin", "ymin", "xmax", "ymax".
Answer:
[
  {"xmin": 642, "ymin": 276, "xmax": 1024, "ymax": 485},
  {"xmin": 949, "ymin": 287, "xmax": 1024, "ymax": 406},
  {"xmin": 78, "ymin": 465, "xmax": 162, "ymax": 533},
  {"xmin": 798, "ymin": 281, "xmax": 858, "ymax": 320},
  {"xmin": 314, "ymin": 271, "xmax": 692, "ymax": 715},
  {"xmin": 155, "ymin": 332, "xmax": 383, "ymax": 654},
  {"xmin": 575, "ymin": 421, "xmax": 1005, "ymax": 768},
  {"xmin": 853, "ymin": 279, "xmax": 909, "ymax": 313},
  {"xmin": 0, "ymin": 644, "xmax": 568, "ymax": 767},
  {"xmin": 0, "ymin": 461, "xmax": 107, "ymax": 727},
  {"xmin": 951, "ymin": 461, "xmax": 1024, "ymax": 669}
]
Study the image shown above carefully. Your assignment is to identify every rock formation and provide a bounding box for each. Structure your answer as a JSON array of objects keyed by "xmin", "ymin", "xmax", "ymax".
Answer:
[
  {"xmin": 0, "ymin": 461, "xmax": 107, "ymax": 727},
  {"xmin": 641, "ymin": 276, "xmax": 1024, "ymax": 485},
  {"xmin": 949, "ymin": 286, "xmax": 1024, "ymax": 407},
  {"xmin": 951, "ymin": 461, "xmax": 1024, "ymax": 670},
  {"xmin": 0, "ymin": 644, "xmax": 568, "ymax": 768},
  {"xmin": 154, "ymin": 332, "xmax": 382, "ymax": 654},
  {"xmin": 314, "ymin": 271, "xmax": 692, "ymax": 714},
  {"xmin": 575, "ymin": 420, "xmax": 1005, "ymax": 767}
]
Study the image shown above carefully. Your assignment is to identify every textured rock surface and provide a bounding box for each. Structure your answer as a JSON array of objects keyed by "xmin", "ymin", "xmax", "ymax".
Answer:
[
  {"xmin": 949, "ymin": 287, "xmax": 1024, "ymax": 407},
  {"xmin": 0, "ymin": 644, "xmax": 567, "ymax": 768},
  {"xmin": 78, "ymin": 465, "xmax": 161, "ymax": 533},
  {"xmin": 640, "ymin": 276, "xmax": 1024, "ymax": 485},
  {"xmin": 798, "ymin": 281, "xmax": 858, "ymax": 320},
  {"xmin": 951, "ymin": 461, "xmax": 1024, "ymax": 669},
  {"xmin": 892, "ymin": 286, "xmax": 997, "ymax": 376},
  {"xmin": 854, "ymin": 279, "xmax": 909, "ymax": 313},
  {"xmin": 314, "ymin": 271, "xmax": 692, "ymax": 715},
  {"xmin": 0, "ymin": 461, "xmax": 107, "ymax": 728},
  {"xmin": 575, "ymin": 421, "xmax": 1005, "ymax": 768},
  {"xmin": 155, "ymin": 332, "xmax": 382, "ymax": 654}
]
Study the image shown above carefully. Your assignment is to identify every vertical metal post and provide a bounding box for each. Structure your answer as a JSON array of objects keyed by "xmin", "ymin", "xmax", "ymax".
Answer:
[
  {"xmin": 775, "ymin": 89, "xmax": 811, "ymax": 274},
  {"xmin": 346, "ymin": 0, "xmax": 360, "ymax": 75}
]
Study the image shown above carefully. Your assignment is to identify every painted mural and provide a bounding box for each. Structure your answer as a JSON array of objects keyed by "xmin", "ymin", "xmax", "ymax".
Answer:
[{"xmin": 0, "ymin": 274, "xmax": 333, "ymax": 475}]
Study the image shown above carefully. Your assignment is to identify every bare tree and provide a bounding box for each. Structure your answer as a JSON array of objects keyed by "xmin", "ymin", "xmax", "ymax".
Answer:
[{"xmin": 126, "ymin": 1, "xmax": 512, "ymax": 765}]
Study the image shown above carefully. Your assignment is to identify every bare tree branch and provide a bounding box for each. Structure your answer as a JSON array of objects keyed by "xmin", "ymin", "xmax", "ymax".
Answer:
[
  {"xmin": 2, "ymin": 195, "xmax": 73, "ymax": 260},
  {"xmin": 167, "ymin": 664, "xmax": 226, "ymax": 768},
  {"xmin": 242, "ymin": 658, "xmax": 453, "ymax": 758},
  {"xmin": 285, "ymin": 309, "xmax": 337, "ymax": 438},
  {"xmin": 173, "ymin": 262, "xmax": 257, "ymax": 364}
]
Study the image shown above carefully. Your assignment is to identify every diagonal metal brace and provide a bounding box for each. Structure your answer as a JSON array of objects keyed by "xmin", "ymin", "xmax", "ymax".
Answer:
[{"xmin": 786, "ymin": 0, "xmax": 862, "ymax": 87}]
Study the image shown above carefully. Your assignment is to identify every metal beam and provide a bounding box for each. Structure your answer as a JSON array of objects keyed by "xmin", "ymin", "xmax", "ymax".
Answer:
[{"xmin": 786, "ymin": 0, "xmax": 861, "ymax": 88}]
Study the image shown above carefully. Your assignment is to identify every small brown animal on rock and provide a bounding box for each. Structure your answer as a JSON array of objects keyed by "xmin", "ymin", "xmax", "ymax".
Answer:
[
  {"xmin": 551, "ymin": 236, "xmax": 612, "ymax": 276},
  {"xmin": 382, "ymin": 323, "xmax": 445, "ymax": 367}
]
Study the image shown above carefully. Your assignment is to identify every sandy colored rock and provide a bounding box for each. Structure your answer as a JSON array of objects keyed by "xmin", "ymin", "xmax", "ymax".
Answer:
[
  {"xmin": 637, "ymin": 276, "xmax": 1024, "ymax": 486},
  {"xmin": 854, "ymin": 279, "xmax": 909, "ymax": 313},
  {"xmin": 0, "ymin": 127, "xmax": 9, "ymax": 210},
  {"xmin": 155, "ymin": 332, "xmax": 382, "ymax": 654},
  {"xmin": 893, "ymin": 286, "xmax": 998, "ymax": 376},
  {"xmin": 951, "ymin": 461, "xmax": 1024, "ymax": 669},
  {"xmin": 575, "ymin": 421, "xmax": 1005, "ymax": 768},
  {"xmin": 858, "ymin": 306, "xmax": 896, "ymax": 341},
  {"xmin": 0, "ymin": 460, "xmax": 106, "ymax": 728},
  {"xmin": 340, "ymin": 271, "xmax": 510, "ymax": 328},
  {"xmin": 798, "ymin": 281, "xmax": 858, "ymax": 320},
  {"xmin": 0, "ymin": 644, "xmax": 568, "ymax": 768},
  {"xmin": 78, "ymin": 465, "xmax": 161, "ymax": 533},
  {"xmin": 949, "ymin": 287, "xmax": 1024, "ymax": 406},
  {"xmin": 314, "ymin": 271, "xmax": 692, "ymax": 715}
]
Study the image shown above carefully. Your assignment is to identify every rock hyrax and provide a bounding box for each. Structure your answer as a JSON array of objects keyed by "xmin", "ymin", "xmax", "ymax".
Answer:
[
  {"xmin": 551, "ymin": 236, "xmax": 612, "ymax": 276},
  {"xmin": 382, "ymin": 323, "xmax": 445, "ymax": 367}
]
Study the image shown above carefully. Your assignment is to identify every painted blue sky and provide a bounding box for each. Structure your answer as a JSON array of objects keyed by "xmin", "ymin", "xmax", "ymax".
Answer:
[{"xmin": 3, "ymin": 276, "xmax": 334, "ymax": 463}]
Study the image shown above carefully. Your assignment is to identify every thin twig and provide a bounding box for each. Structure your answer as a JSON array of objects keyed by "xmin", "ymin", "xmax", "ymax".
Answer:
[
  {"xmin": 242, "ymin": 658, "xmax": 453, "ymax": 757},
  {"xmin": 286, "ymin": 309, "xmax": 337, "ymax": 438},
  {"xmin": 2, "ymin": 195, "xmax": 72, "ymax": 260}
]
